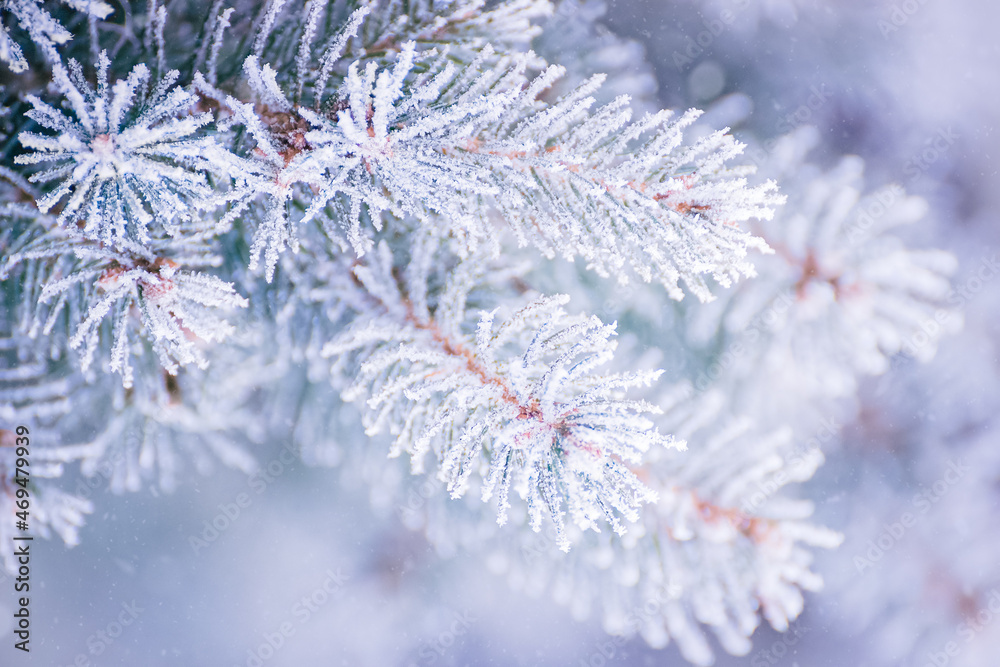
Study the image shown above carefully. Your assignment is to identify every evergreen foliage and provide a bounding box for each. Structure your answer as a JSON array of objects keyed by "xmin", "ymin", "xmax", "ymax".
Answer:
[{"xmin": 0, "ymin": 1, "xmax": 958, "ymax": 662}]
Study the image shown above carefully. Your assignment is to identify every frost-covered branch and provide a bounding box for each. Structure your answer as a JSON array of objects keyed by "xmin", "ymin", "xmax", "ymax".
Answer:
[
  {"xmin": 0, "ymin": 0, "xmax": 112, "ymax": 71},
  {"xmin": 355, "ymin": 0, "xmax": 552, "ymax": 63},
  {"xmin": 0, "ymin": 2, "xmax": 969, "ymax": 664},
  {"xmin": 15, "ymin": 53, "xmax": 232, "ymax": 254},
  {"xmin": 1, "ymin": 207, "xmax": 247, "ymax": 386},
  {"xmin": 485, "ymin": 390, "xmax": 841, "ymax": 665},
  {"xmin": 692, "ymin": 128, "xmax": 961, "ymax": 403},
  {"xmin": 301, "ymin": 48, "xmax": 782, "ymax": 300},
  {"xmin": 221, "ymin": 37, "xmax": 781, "ymax": 297},
  {"xmin": 322, "ymin": 238, "xmax": 679, "ymax": 549}
]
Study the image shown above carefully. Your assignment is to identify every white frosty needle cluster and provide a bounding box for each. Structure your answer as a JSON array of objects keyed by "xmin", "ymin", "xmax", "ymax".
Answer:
[
  {"xmin": 64, "ymin": 260, "xmax": 245, "ymax": 387},
  {"xmin": 192, "ymin": 3, "xmax": 383, "ymax": 281},
  {"xmin": 322, "ymin": 241, "xmax": 679, "ymax": 550},
  {"xmin": 73, "ymin": 260, "xmax": 247, "ymax": 382},
  {"xmin": 295, "ymin": 45, "xmax": 782, "ymax": 301},
  {"xmin": 204, "ymin": 57, "xmax": 329, "ymax": 281},
  {"xmin": 15, "ymin": 52, "xmax": 225, "ymax": 252},
  {"xmin": 487, "ymin": 391, "xmax": 841, "ymax": 665},
  {"xmin": 636, "ymin": 397, "xmax": 841, "ymax": 662},
  {"xmin": 354, "ymin": 0, "xmax": 553, "ymax": 59},
  {"xmin": 726, "ymin": 128, "xmax": 961, "ymax": 398},
  {"xmin": 0, "ymin": 0, "xmax": 112, "ymax": 71},
  {"xmin": 225, "ymin": 17, "xmax": 780, "ymax": 297},
  {"xmin": 2, "ymin": 215, "xmax": 247, "ymax": 387}
]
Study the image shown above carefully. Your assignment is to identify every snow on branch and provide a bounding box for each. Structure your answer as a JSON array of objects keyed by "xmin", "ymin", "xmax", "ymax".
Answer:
[
  {"xmin": 718, "ymin": 128, "xmax": 962, "ymax": 399},
  {"xmin": 0, "ymin": 0, "xmax": 112, "ymax": 71},
  {"xmin": 213, "ymin": 10, "xmax": 779, "ymax": 296},
  {"xmin": 487, "ymin": 390, "xmax": 841, "ymax": 665},
  {"xmin": 210, "ymin": 93, "xmax": 327, "ymax": 282},
  {"xmin": 355, "ymin": 0, "xmax": 552, "ymax": 63},
  {"xmin": 15, "ymin": 53, "xmax": 232, "ymax": 254},
  {"xmin": 290, "ymin": 48, "xmax": 781, "ymax": 300},
  {"xmin": 1, "ymin": 212, "xmax": 247, "ymax": 387},
  {"xmin": 321, "ymin": 239, "xmax": 680, "ymax": 550}
]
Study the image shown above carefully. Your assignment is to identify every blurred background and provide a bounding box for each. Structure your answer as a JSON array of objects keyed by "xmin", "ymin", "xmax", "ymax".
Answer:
[{"xmin": 3, "ymin": 0, "xmax": 999, "ymax": 664}]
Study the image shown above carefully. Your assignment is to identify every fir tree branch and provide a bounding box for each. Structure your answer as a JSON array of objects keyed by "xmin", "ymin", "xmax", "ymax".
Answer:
[
  {"xmin": 14, "ymin": 53, "xmax": 235, "ymax": 254},
  {"xmin": 322, "ymin": 238, "xmax": 679, "ymax": 550},
  {"xmin": 1, "ymin": 208, "xmax": 247, "ymax": 387},
  {"xmin": 220, "ymin": 41, "xmax": 781, "ymax": 298}
]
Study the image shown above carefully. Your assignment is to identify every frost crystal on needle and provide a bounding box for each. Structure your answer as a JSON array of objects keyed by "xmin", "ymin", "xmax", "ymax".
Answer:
[{"xmin": 16, "ymin": 52, "xmax": 223, "ymax": 253}]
